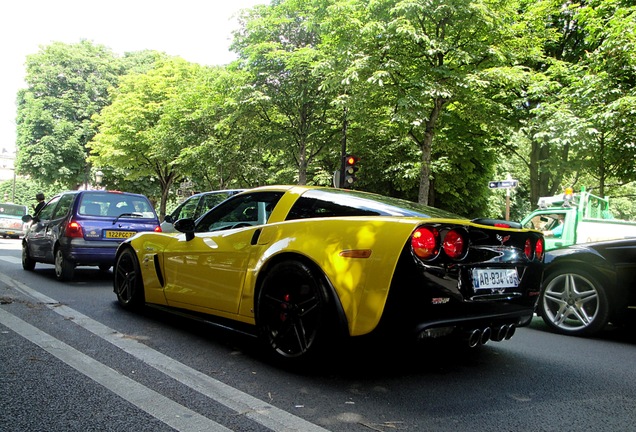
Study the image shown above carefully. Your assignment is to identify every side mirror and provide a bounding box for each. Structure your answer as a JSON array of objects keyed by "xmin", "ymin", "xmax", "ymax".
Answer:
[
  {"xmin": 164, "ymin": 214, "xmax": 174, "ymax": 223},
  {"xmin": 173, "ymin": 218, "xmax": 196, "ymax": 241},
  {"xmin": 22, "ymin": 215, "xmax": 34, "ymax": 223}
]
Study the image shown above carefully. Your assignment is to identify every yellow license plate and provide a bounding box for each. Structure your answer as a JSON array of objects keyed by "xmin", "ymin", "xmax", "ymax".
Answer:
[{"xmin": 105, "ymin": 230, "xmax": 136, "ymax": 239}]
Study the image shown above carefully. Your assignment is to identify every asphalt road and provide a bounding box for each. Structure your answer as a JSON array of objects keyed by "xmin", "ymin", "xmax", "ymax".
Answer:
[{"xmin": 1, "ymin": 238, "xmax": 635, "ymax": 432}]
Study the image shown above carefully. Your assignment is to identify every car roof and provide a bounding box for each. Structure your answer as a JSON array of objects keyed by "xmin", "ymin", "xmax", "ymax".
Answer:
[
  {"xmin": 232, "ymin": 185, "xmax": 462, "ymax": 219},
  {"xmin": 50, "ymin": 190, "xmax": 152, "ymax": 199},
  {"xmin": 186, "ymin": 189, "xmax": 245, "ymax": 198}
]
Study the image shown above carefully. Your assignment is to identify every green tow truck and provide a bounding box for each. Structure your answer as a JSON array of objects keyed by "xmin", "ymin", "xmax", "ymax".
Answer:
[{"xmin": 521, "ymin": 187, "xmax": 636, "ymax": 251}]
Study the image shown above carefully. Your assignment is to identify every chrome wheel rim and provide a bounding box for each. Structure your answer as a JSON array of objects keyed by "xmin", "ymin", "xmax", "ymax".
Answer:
[
  {"xmin": 54, "ymin": 250, "xmax": 63, "ymax": 278},
  {"xmin": 542, "ymin": 272, "xmax": 600, "ymax": 332}
]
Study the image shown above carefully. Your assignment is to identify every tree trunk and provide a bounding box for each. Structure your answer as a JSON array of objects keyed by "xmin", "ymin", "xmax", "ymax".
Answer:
[{"xmin": 416, "ymin": 98, "xmax": 446, "ymax": 205}]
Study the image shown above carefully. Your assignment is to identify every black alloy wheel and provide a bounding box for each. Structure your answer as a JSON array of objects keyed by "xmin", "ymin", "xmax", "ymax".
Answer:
[
  {"xmin": 539, "ymin": 267, "xmax": 609, "ymax": 336},
  {"xmin": 114, "ymin": 248, "xmax": 144, "ymax": 309},
  {"xmin": 256, "ymin": 260, "xmax": 330, "ymax": 361}
]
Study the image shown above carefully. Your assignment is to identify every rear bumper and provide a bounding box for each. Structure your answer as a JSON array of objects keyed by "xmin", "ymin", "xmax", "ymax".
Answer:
[
  {"xmin": 60, "ymin": 239, "xmax": 120, "ymax": 265},
  {"xmin": 0, "ymin": 228, "xmax": 26, "ymax": 237}
]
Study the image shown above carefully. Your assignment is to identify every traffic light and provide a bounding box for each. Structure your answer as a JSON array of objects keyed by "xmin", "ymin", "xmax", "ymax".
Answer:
[{"xmin": 343, "ymin": 154, "xmax": 359, "ymax": 188}]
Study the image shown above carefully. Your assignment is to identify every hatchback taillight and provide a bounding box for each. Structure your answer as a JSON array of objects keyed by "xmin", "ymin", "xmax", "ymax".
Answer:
[
  {"xmin": 154, "ymin": 225, "xmax": 162, "ymax": 232},
  {"xmin": 65, "ymin": 220, "xmax": 84, "ymax": 238}
]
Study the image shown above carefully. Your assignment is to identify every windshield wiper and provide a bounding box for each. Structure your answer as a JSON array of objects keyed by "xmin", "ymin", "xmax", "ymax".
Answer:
[{"xmin": 112, "ymin": 212, "xmax": 144, "ymax": 224}]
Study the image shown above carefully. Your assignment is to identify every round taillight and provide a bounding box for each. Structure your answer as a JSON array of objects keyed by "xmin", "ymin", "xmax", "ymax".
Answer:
[
  {"xmin": 524, "ymin": 238, "xmax": 533, "ymax": 260},
  {"xmin": 412, "ymin": 227, "xmax": 439, "ymax": 259},
  {"xmin": 535, "ymin": 237, "xmax": 544, "ymax": 261},
  {"xmin": 443, "ymin": 229, "xmax": 466, "ymax": 259}
]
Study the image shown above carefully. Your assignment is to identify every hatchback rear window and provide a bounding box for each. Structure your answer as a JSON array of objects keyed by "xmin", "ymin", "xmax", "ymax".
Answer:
[{"xmin": 79, "ymin": 192, "xmax": 156, "ymax": 218}]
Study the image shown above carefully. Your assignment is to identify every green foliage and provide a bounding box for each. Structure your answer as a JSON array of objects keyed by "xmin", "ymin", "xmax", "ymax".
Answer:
[
  {"xmin": 12, "ymin": 0, "xmax": 636, "ymax": 221},
  {"xmin": 0, "ymin": 177, "xmax": 60, "ymax": 212},
  {"xmin": 89, "ymin": 55, "xmax": 203, "ymax": 217},
  {"xmin": 15, "ymin": 41, "xmax": 122, "ymax": 188}
]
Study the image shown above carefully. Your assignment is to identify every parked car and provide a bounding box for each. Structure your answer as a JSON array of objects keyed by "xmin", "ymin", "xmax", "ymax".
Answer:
[
  {"xmin": 0, "ymin": 203, "xmax": 28, "ymax": 238},
  {"xmin": 113, "ymin": 185, "xmax": 545, "ymax": 363},
  {"xmin": 160, "ymin": 189, "xmax": 244, "ymax": 233},
  {"xmin": 22, "ymin": 190, "xmax": 161, "ymax": 281},
  {"xmin": 538, "ymin": 237, "xmax": 636, "ymax": 335}
]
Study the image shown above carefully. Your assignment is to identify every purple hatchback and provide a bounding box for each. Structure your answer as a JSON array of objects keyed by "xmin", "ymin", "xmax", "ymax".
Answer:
[{"xmin": 21, "ymin": 190, "xmax": 161, "ymax": 281}]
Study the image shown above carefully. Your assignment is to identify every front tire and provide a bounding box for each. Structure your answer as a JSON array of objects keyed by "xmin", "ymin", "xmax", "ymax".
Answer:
[
  {"xmin": 54, "ymin": 248, "xmax": 75, "ymax": 281},
  {"xmin": 256, "ymin": 260, "xmax": 330, "ymax": 362},
  {"xmin": 114, "ymin": 248, "xmax": 144, "ymax": 310},
  {"xmin": 539, "ymin": 268, "xmax": 609, "ymax": 336}
]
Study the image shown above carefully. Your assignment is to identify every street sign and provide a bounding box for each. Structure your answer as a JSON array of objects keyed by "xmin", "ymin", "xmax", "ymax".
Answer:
[
  {"xmin": 333, "ymin": 170, "xmax": 341, "ymax": 188},
  {"xmin": 489, "ymin": 179, "xmax": 518, "ymax": 189}
]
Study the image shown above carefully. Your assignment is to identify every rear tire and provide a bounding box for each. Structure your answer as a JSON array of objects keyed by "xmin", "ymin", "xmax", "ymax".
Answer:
[
  {"xmin": 22, "ymin": 243, "xmax": 35, "ymax": 271},
  {"xmin": 256, "ymin": 260, "xmax": 331, "ymax": 363},
  {"xmin": 54, "ymin": 248, "xmax": 75, "ymax": 281},
  {"xmin": 114, "ymin": 248, "xmax": 145, "ymax": 310}
]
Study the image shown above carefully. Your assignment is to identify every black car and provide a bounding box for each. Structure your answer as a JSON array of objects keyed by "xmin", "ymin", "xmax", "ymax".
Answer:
[
  {"xmin": 538, "ymin": 238, "xmax": 636, "ymax": 335},
  {"xmin": 22, "ymin": 190, "xmax": 161, "ymax": 281}
]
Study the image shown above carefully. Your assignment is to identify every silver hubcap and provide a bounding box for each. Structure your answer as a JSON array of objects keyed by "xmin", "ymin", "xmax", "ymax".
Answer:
[
  {"xmin": 542, "ymin": 273, "xmax": 599, "ymax": 331},
  {"xmin": 55, "ymin": 250, "xmax": 63, "ymax": 277}
]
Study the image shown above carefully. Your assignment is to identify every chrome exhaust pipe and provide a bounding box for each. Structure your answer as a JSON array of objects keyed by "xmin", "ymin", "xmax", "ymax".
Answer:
[
  {"xmin": 480, "ymin": 327, "xmax": 491, "ymax": 345},
  {"xmin": 504, "ymin": 324, "xmax": 516, "ymax": 340},
  {"xmin": 467, "ymin": 329, "xmax": 482, "ymax": 348},
  {"xmin": 491, "ymin": 325, "xmax": 507, "ymax": 342}
]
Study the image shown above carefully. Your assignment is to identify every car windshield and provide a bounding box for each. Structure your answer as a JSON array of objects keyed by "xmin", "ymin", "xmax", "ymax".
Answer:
[
  {"xmin": 0, "ymin": 204, "xmax": 27, "ymax": 217},
  {"xmin": 79, "ymin": 192, "xmax": 156, "ymax": 218}
]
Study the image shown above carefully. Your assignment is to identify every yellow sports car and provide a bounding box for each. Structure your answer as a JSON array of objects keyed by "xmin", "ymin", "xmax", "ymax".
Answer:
[{"xmin": 114, "ymin": 186, "xmax": 544, "ymax": 362}]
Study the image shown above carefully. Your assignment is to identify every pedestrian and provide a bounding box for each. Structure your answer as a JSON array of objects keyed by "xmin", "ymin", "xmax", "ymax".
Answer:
[{"xmin": 34, "ymin": 192, "xmax": 45, "ymax": 215}]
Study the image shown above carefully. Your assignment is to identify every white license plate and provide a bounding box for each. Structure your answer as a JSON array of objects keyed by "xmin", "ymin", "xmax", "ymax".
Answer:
[{"xmin": 472, "ymin": 268, "xmax": 519, "ymax": 289}]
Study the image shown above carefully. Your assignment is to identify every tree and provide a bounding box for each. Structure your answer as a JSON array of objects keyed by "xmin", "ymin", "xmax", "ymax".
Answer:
[
  {"xmin": 170, "ymin": 65, "xmax": 271, "ymax": 191},
  {"xmin": 503, "ymin": 0, "xmax": 636, "ymax": 205},
  {"xmin": 15, "ymin": 41, "xmax": 121, "ymax": 188},
  {"xmin": 318, "ymin": 0, "xmax": 536, "ymax": 204},
  {"xmin": 565, "ymin": 1, "xmax": 636, "ymax": 195},
  {"xmin": 89, "ymin": 56, "xmax": 202, "ymax": 218},
  {"xmin": 232, "ymin": 0, "xmax": 339, "ymax": 186}
]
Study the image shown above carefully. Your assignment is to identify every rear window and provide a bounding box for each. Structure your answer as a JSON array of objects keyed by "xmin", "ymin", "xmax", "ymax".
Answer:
[
  {"xmin": 0, "ymin": 204, "xmax": 27, "ymax": 217},
  {"xmin": 286, "ymin": 189, "xmax": 461, "ymax": 220},
  {"xmin": 79, "ymin": 193, "xmax": 156, "ymax": 218}
]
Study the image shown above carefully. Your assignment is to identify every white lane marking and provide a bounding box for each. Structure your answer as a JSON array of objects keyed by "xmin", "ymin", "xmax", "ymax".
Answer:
[
  {"xmin": 0, "ymin": 308, "xmax": 232, "ymax": 432},
  {"xmin": 0, "ymin": 272, "xmax": 331, "ymax": 432},
  {"xmin": 0, "ymin": 256, "xmax": 21, "ymax": 264}
]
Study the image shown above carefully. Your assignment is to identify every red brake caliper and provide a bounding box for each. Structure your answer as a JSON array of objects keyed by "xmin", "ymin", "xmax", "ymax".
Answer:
[{"xmin": 280, "ymin": 294, "xmax": 291, "ymax": 321}]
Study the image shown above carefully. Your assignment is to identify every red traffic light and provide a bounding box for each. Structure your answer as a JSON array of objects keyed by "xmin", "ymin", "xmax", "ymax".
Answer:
[{"xmin": 342, "ymin": 154, "xmax": 360, "ymax": 188}]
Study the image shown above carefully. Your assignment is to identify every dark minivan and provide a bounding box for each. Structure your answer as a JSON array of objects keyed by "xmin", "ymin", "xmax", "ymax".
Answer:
[{"xmin": 22, "ymin": 190, "xmax": 161, "ymax": 281}]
